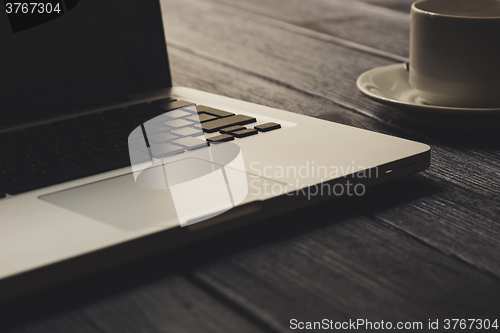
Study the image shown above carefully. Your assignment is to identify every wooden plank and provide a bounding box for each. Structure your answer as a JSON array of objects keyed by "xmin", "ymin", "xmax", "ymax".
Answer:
[
  {"xmin": 357, "ymin": 174, "xmax": 500, "ymax": 275},
  {"xmin": 189, "ymin": 204, "xmax": 500, "ymax": 332},
  {"xmin": 168, "ymin": 44, "xmax": 500, "ymax": 328},
  {"xmin": 356, "ymin": 0, "xmax": 415, "ymax": 13},
  {"xmin": 163, "ymin": 0, "xmax": 500, "ymax": 277},
  {"xmin": 1, "ymin": 274, "xmax": 265, "ymax": 333},
  {"xmin": 210, "ymin": 0, "xmax": 411, "ymax": 57}
]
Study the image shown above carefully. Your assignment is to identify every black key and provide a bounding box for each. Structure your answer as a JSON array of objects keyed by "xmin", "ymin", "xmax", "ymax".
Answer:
[
  {"xmin": 72, "ymin": 153, "xmax": 101, "ymax": 164},
  {"xmin": 127, "ymin": 102, "xmax": 151, "ymax": 110},
  {"xmin": 0, "ymin": 166, "xmax": 16, "ymax": 181},
  {"xmin": 163, "ymin": 119, "xmax": 193, "ymax": 129},
  {"xmin": 148, "ymin": 132, "xmax": 178, "ymax": 144},
  {"xmin": 94, "ymin": 138, "xmax": 122, "ymax": 148},
  {"xmin": 129, "ymin": 150, "xmax": 152, "ymax": 164},
  {"xmin": 170, "ymin": 127, "xmax": 203, "ymax": 137},
  {"xmin": 0, "ymin": 153, "xmax": 132, "ymax": 195},
  {"xmin": 15, "ymin": 166, "xmax": 43, "ymax": 177},
  {"xmin": 77, "ymin": 113, "xmax": 105, "ymax": 124},
  {"xmin": 0, "ymin": 192, "xmax": 5, "ymax": 199},
  {"xmin": 165, "ymin": 110, "xmax": 191, "ymax": 119},
  {"xmin": 196, "ymin": 105, "xmax": 234, "ymax": 118},
  {"xmin": 201, "ymin": 115, "xmax": 256, "ymax": 133},
  {"xmin": 143, "ymin": 123, "xmax": 169, "ymax": 135},
  {"xmin": 150, "ymin": 143, "xmax": 184, "ymax": 158},
  {"xmin": 38, "ymin": 159, "xmax": 74, "ymax": 172},
  {"xmin": 128, "ymin": 138, "xmax": 147, "ymax": 149},
  {"xmin": 102, "ymin": 108, "xmax": 131, "ymax": 118},
  {"xmin": 135, "ymin": 107, "xmax": 165, "ymax": 117},
  {"xmin": 254, "ymin": 122, "xmax": 281, "ymax": 132},
  {"xmin": 151, "ymin": 97, "xmax": 176, "ymax": 105},
  {"xmin": 233, "ymin": 128, "xmax": 259, "ymax": 138},
  {"xmin": 171, "ymin": 137, "xmax": 208, "ymax": 150},
  {"xmin": 207, "ymin": 134, "xmax": 234, "ymax": 143},
  {"xmin": 186, "ymin": 113, "xmax": 217, "ymax": 123},
  {"xmin": 51, "ymin": 118, "xmax": 78, "ymax": 128},
  {"xmin": 154, "ymin": 100, "xmax": 195, "ymax": 111},
  {"xmin": 220, "ymin": 125, "xmax": 246, "ymax": 134},
  {"xmin": 98, "ymin": 144, "xmax": 128, "ymax": 157},
  {"xmin": 23, "ymin": 125, "xmax": 58, "ymax": 138},
  {"xmin": 0, "ymin": 131, "xmax": 26, "ymax": 142}
]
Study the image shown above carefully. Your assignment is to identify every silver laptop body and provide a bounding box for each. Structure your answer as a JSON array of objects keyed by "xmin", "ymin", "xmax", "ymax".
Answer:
[{"xmin": 0, "ymin": 0, "xmax": 429, "ymax": 301}]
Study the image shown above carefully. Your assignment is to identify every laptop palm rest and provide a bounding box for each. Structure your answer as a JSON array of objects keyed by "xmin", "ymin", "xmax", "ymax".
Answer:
[{"xmin": 39, "ymin": 158, "xmax": 285, "ymax": 230}]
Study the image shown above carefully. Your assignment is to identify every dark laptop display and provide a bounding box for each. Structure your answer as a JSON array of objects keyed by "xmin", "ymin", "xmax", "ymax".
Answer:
[
  {"xmin": 0, "ymin": 0, "xmax": 171, "ymax": 128},
  {"xmin": 0, "ymin": 0, "xmax": 177, "ymax": 194},
  {"xmin": 0, "ymin": 0, "xmax": 282, "ymax": 196}
]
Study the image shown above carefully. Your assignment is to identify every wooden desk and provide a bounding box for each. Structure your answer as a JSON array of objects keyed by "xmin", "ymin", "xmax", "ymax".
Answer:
[{"xmin": 3, "ymin": 0, "xmax": 500, "ymax": 331}]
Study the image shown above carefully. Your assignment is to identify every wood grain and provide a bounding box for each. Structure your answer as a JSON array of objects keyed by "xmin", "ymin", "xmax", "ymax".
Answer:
[
  {"xmin": 164, "ymin": 0, "xmax": 500, "ymax": 328},
  {"xmin": 163, "ymin": 0, "xmax": 500, "ymax": 278},
  {"xmin": 190, "ymin": 198, "xmax": 500, "ymax": 332},
  {"xmin": 356, "ymin": 0, "xmax": 416, "ymax": 13},
  {"xmin": 6, "ymin": 0, "xmax": 500, "ymax": 332},
  {"xmin": 211, "ymin": 0, "xmax": 411, "ymax": 58},
  {"xmin": 2, "ymin": 274, "xmax": 265, "ymax": 333}
]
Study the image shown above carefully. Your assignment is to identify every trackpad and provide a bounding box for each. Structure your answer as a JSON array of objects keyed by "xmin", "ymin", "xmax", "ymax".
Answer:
[
  {"xmin": 40, "ymin": 158, "xmax": 286, "ymax": 229},
  {"xmin": 40, "ymin": 168, "xmax": 179, "ymax": 230}
]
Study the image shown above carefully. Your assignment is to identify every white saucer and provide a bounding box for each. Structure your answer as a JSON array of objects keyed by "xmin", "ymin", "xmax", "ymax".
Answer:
[{"xmin": 357, "ymin": 63, "xmax": 500, "ymax": 129}]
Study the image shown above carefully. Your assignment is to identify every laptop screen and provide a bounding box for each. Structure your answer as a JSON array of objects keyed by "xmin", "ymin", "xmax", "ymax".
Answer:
[{"xmin": 0, "ymin": 0, "xmax": 171, "ymax": 127}]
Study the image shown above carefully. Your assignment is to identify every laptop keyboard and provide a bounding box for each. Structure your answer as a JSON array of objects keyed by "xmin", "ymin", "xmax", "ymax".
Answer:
[{"xmin": 0, "ymin": 98, "xmax": 281, "ymax": 195}]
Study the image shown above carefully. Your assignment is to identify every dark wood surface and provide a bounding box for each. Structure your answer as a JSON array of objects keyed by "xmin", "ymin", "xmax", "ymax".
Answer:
[{"xmin": 3, "ymin": 0, "xmax": 500, "ymax": 332}]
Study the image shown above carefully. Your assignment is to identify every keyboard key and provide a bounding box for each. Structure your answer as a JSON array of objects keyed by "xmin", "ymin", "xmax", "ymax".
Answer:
[
  {"xmin": 172, "ymin": 137, "xmax": 209, "ymax": 150},
  {"xmin": 255, "ymin": 122, "xmax": 281, "ymax": 132},
  {"xmin": 129, "ymin": 150, "xmax": 152, "ymax": 164},
  {"xmin": 143, "ymin": 125, "xmax": 169, "ymax": 137},
  {"xmin": 77, "ymin": 113, "xmax": 105, "ymax": 124},
  {"xmin": 170, "ymin": 127, "xmax": 203, "ymax": 137},
  {"xmin": 0, "ymin": 192, "xmax": 5, "ymax": 199},
  {"xmin": 165, "ymin": 110, "xmax": 191, "ymax": 119},
  {"xmin": 154, "ymin": 100, "xmax": 194, "ymax": 111},
  {"xmin": 0, "ymin": 154, "xmax": 132, "ymax": 195},
  {"xmin": 23, "ymin": 125, "xmax": 59, "ymax": 138},
  {"xmin": 220, "ymin": 125, "xmax": 246, "ymax": 134},
  {"xmin": 207, "ymin": 134, "xmax": 234, "ymax": 143},
  {"xmin": 0, "ymin": 166, "xmax": 16, "ymax": 180},
  {"xmin": 102, "ymin": 107, "xmax": 129, "ymax": 117},
  {"xmin": 135, "ymin": 108, "xmax": 164, "ymax": 117},
  {"xmin": 233, "ymin": 128, "xmax": 259, "ymax": 138},
  {"xmin": 144, "ymin": 113, "xmax": 171, "ymax": 125},
  {"xmin": 0, "ymin": 131, "xmax": 26, "ymax": 142},
  {"xmin": 127, "ymin": 102, "xmax": 151, "ymax": 110},
  {"xmin": 150, "ymin": 143, "xmax": 184, "ymax": 158},
  {"xmin": 143, "ymin": 123, "xmax": 169, "ymax": 135},
  {"xmin": 186, "ymin": 113, "xmax": 217, "ymax": 123},
  {"xmin": 151, "ymin": 97, "xmax": 176, "ymax": 105},
  {"xmin": 148, "ymin": 132, "xmax": 178, "ymax": 144},
  {"xmin": 196, "ymin": 105, "xmax": 234, "ymax": 118},
  {"xmin": 98, "ymin": 144, "xmax": 128, "ymax": 157},
  {"xmin": 201, "ymin": 115, "xmax": 256, "ymax": 133},
  {"xmin": 128, "ymin": 137, "xmax": 147, "ymax": 149},
  {"xmin": 72, "ymin": 153, "xmax": 101, "ymax": 164},
  {"xmin": 163, "ymin": 119, "xmax": 193, "ymax": 129}
]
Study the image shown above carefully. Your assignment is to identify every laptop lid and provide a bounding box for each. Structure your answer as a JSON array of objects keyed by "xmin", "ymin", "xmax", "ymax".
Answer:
[{"xmin": 0, "ymin": 0, "xmax": 171, "ymax": 128}]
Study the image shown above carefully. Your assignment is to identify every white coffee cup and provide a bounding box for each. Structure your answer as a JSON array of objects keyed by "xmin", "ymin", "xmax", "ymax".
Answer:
[{"xmin": 409, "ymin": 0, "xmax": 500, "ymax": 108}]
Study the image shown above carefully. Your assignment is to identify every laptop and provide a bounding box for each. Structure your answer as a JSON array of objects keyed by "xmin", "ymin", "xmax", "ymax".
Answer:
[{"xmin": 0, "ymin": 0, "xmax": 430, "ymax": 301}]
